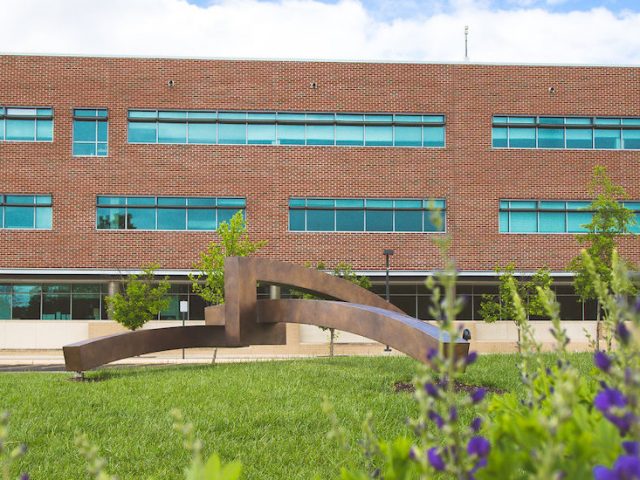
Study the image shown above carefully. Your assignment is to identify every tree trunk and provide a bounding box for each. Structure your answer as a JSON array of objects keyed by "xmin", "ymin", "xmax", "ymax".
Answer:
[
  {"xmin": 329, "ymin": 328, "xmax": 335, "ymax": 358},
  {"xmin": 596, "ymin": 300, "xmax": 601, "ymax": 351}
]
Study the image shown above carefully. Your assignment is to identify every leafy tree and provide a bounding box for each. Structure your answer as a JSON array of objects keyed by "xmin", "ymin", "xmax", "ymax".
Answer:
[
  {"xmin": 479, "ymin": 265, "xmax": 552, "ymax": 351},
  {"xmin": 568, "ymin": 165, "xmax": 637, "ymax": 348},
  {"xmin": 291, "ymin": 261, "xmax": 371, "ymax": 357},
  {"xmin": 189, "ymin": 211, "xmax": 266, "ymax": 306},
  {"xmin": 480, "ymin": 264, "xmax": 552, "ymax": 323},
  {"xmin": 106, "ymin": 264, "xmax": 171, "ymax": 331}
]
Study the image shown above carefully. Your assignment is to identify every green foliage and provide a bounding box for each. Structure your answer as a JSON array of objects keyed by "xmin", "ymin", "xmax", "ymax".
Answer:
[
  {"xmin": 569, "ymin": 165, "xmax": 637, "ymax": 302},
  {"xmin": 106, "ymin": 263, "xmax": 170, "ymax": 331},
  {"xmin": 0, "ymin": 411, "xmax": 27, "ymax": 480},
  {"xmin": 73, "ymin": 410, "xmax": 242, "ymax": 480},
  {"xmin": 189, "ymin": 211, "xmax": 266, "ymax": 306},
  {"xmin": 479, "ymin": 264, "xmax": 552, "ymax": 322}
]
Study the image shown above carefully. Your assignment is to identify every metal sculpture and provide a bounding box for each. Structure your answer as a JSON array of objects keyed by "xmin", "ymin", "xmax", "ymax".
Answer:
[{"xmin": 63, "ymin": 257, "xmax": 469, "ymax": 372}]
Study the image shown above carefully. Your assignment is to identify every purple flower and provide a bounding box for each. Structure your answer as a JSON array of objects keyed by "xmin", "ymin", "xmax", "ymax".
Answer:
[
  {"xmin": 594, "ymin": 455, "xmax": 640, "ymax": 480},
  {"xmin": 595, "ymin": 388, "xmax": 627, "ymax": 412},
  {"xmin": 424, "ymin": 382, "xmax": 439, "ymax": 397},
  {"xmin": 428, "ymin": 410, "xmax": 445, "ymax": 429},
  {"xmin": 408, "ymin": 447, "xmax": 418, "ymax": 460},
  {"xmin": 595, "ymin": 351, "xmax": 612, "ymax": 373},
  {"xmin": 20, "ymin": 475, "xmax": 30, "ymax": 480},
  {"xmin": 465, "ymin": 351, "xmax": 478, "ymax": 366},
  {"xmin": 467, "ymin": 436, "xmax": 491, "ymax": 458},
  {"xmin": 428, "ymin": 447, "xmax": 445, "ymax": 471},
  {"xmin": 470, "ymin": 417, "xmax": 482, "ymax": 433},
  {"xmin": 623, "ymin": 442, "xmax": 639, "ymax": 456},
  {"xmin": 606, "ymin": 412, "xmax": 636, "ymax": 437},
  {"xmin": 617, "ymin": 323, "xmax": 631, "ymax": 345},
  {"xmin": 449, "ymin": 406, "xmax": 458, "ymax": 422},
  {"xmin": 471, "ymin": 388, "xmax": 486, "ymax": 404},
  {"xmin": 427, "ymin": 348, "xmax": 438, "ymax": 361}
]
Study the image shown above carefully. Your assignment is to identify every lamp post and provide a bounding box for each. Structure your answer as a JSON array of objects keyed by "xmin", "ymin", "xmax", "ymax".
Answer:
[{"xmin": 383, "ymin": 249, "xmax": 394, "ymax": 352}]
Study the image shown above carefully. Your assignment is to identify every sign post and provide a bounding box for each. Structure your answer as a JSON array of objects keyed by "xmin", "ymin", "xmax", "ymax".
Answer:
[{"xmin": 179, "ymin": 301, "xmax": 189, "ymax": 360}]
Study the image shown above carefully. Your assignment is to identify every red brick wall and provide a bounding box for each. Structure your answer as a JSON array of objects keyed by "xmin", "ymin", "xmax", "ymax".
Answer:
[{"xmin": 0, "ymin": 56, "xmax": 638, "ymax": 272}]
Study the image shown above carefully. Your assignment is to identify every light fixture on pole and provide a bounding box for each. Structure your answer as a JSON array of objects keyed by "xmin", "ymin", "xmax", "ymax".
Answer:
[{"xmin": 383, "ymin": 249, "xmax": 394, "ymax": 352}]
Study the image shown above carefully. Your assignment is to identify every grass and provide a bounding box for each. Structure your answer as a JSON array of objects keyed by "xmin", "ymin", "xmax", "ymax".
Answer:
[{"xmin": 0, "ymin": 353, "xmax": 596, "ymax": 479}]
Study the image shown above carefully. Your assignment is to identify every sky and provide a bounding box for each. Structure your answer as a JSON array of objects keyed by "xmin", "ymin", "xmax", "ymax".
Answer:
[{"xmin": 1, "ymin": 0, "xmax": 640, "ymax": 64}]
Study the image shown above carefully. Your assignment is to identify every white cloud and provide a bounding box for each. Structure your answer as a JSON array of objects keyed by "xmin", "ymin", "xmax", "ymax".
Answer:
[{"xmin": 1, "ymin": 0, "xmax": 639, "ymax": 65}]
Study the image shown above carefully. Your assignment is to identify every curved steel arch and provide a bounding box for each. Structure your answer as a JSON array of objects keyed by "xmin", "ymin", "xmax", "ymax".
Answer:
[{"xmin": 63, "ymin": 257, "xmax": 469, "ymax": 372}]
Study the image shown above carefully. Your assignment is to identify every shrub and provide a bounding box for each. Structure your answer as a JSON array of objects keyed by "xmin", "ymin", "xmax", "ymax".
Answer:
[
  {"xmin": 189, "ymin": 211, "xmax": 266, "ymax": 306},
  {"xmin": 105, "ymin": 263, "xmax": 170, "ymax": 331}
]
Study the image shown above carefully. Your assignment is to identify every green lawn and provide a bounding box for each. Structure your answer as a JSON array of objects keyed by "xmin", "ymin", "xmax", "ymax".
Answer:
[{"xmin": 0, "ymin": 353, "xmax": 595, "ymax": 479}]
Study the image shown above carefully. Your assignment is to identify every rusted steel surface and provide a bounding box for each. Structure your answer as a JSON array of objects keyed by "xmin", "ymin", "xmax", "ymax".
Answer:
[
  {"xmin": 63, "ymin": 257, "xmax": 468, "ymax": 371},
  {"xmin": 257, "ymin": 299, "xmax": 469, "ymax": 363},
  {"xmin": 63, "ymin": 326, "xmax": 228, "ymax": 372}
]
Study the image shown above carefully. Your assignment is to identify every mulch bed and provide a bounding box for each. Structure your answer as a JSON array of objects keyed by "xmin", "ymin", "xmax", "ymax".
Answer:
[{"xmin": 394, "ymin": 381, "xmax": 506, "ymax": 395}]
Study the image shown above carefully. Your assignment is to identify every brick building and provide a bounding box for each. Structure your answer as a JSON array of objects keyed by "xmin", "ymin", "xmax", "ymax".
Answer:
[{"xmin": 0, "ymin": 54, "xmax": 638, "ymax": 349}]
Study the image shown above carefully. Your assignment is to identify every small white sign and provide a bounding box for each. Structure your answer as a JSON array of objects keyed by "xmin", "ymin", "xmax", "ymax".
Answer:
[{"xmin": 179, "ymin": 301, "xmax": 189, "ymax": 313}]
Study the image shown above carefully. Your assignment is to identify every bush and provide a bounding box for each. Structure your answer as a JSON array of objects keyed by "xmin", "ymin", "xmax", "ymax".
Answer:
[{"xmin": 105, "ymin": 263, "xmax": 170, "ymax": 331}]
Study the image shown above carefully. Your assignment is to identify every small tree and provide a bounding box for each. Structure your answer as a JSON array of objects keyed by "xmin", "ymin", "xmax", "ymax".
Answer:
[
  {"xmin": 568, "ymin": 165, "xmax": 637, "ymax": 348},
  {"xmin": 189, "ymin": 211, "xmax": 266, "ymax": 306},
  {"xmin": 291, "ymin": 261, "xmax": 371, "ymax": 357},
  {"xmin": 479, "ymin": 265, "xmax": 552, "ymax": 351},
  {"xmin": 106, "ymin": 264, "xmax": 171, "ymax": 331}
]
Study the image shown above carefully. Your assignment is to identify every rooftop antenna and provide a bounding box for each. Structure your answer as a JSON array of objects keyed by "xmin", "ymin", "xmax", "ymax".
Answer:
[{"xmin": 464, "ymin": 25, "xmax": 469, "ymax": 61}]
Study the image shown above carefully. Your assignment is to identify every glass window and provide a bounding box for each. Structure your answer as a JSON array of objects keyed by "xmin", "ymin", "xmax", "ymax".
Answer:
[
  {"xmin": 568, "ymin": 211, "xmax": 592, "ymax": 233},
  {"xmin": 492, "ymin": 127, "xmax": 508, "ymax": 148},
  {"xmin": 6, "ymin": 119, "xmax": 34, "ymax": 141},
  {"xmin": 127, "ymin": 208, "xmax": 156, "ymax": 229},
  {"xmin": 336, "ymin": 209, "xmax": 364, "ymax": 231},
  {"xmin": 72, "ymin": 293, "xmax": 101, "ymax": 319},
  {"xmin": 218, "ymin": 123, "xmax": 246, "ymax": 144},
  {"xmin": 187, "ymin": 208, "xmax": 216, "ymax": 230},
  {"xmin": 247, "ymin": 124, "xmax": 276, "ymax": 145},
  {"xmin": 97, "ymin": 207, "xmax": 126, "ymax": 229},
  {"xmin": 42, "ymin": 293, "xmax": 71, "ymax": 320},
  {"xmin": 510, "ymin": 211, "xmax": 537, "ymax": 232},
  {"xmin": 97, "ymin": 196, "xmax": 244, "ymax": 231},
  {"xmin": 290, "ymin": 198, "xmax": 445, "ymax": 233},
  {"xmin": 306, "ymin": 125, "xmax": 334, "ymax": 145},
  {"xmin": 594, "ymin": 129, "xmax": 621, "ymax": 149},
  {"xmin": 36, "ymin": 120, "xmax": 53, "ymax": 141},
  {"xmin": 0, "ymin": 292, "xmax": 10, "ymax": 319},
  {"xmin": 566, "ymin": 129, "xmax": 592, "ymax": 149},
  {"xmin": 126, "ymin": 109, "xmax": 446, "ymax": 148},
  {"xmin": 423, "ymin": 127, "xmax": 445, "ymax": 147},
  {"xmin": 278, "ymin": 124, "xmax": 305, "ymax": 145},
  {"xmin": 12, "ymin": 286, "xmax": 40, "ymax": 319},
  {"xmin": 539, "ymin": 212, "xmax": 565, "ymax": 232},
  {"xmin": 128, "ymin": 122, "xmax": 157, "ymax": 143},
  {"xmin": 336, "ymin": 125, "xmax": 364, "ymax": 146},
  {"xmin": 157, "ymin": 208, "xmax": 186, "ymax": 230},
  {"xmin": 188, "ymin": 123, "xmax": 216, "ymax": 144},
  {"xmin": 538, "ymin": 128, "xmax": 564, "ymax": 148},
  {"xmin": 5, "ymin": 207, "xmax": 34, "ymax": 228},
  {"xmin": 366, "ymin": 210, "xmax": 393, "ymax": 231},
  {"xmin": 289, "ymin": 209, "xmax": 305, "ymax": 231},
  {"xmin": 0, "ymin": 107, "xmax": 53, "ymax": 142},
  {"xmin": 158, "ymin": 122, "xmax": 187, "ymax": 143},
  {"xmin": 365, "ymin": 125, "xmax": 392, "ymax": 146},
  {"xmin": 395, "ymin": 210, "xmax": 422, "ymax": 232},
  {"xmin": 623, "ymin": 130, "xmax": 640, "ymax": 150},
  {"xmin": 307, "ymin": 209, "xmax": 334, "ymax": 230},
  {"xmin": 394, "ymin": 126, "xmax": 421, "ymax": 147},
  {"xmin": 73, "ymin": 109, "xmax": 108, "ymax": 156},
  {"xmin": 509, "ymin": 128, "xmax": 536, "ymax": 148}
]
